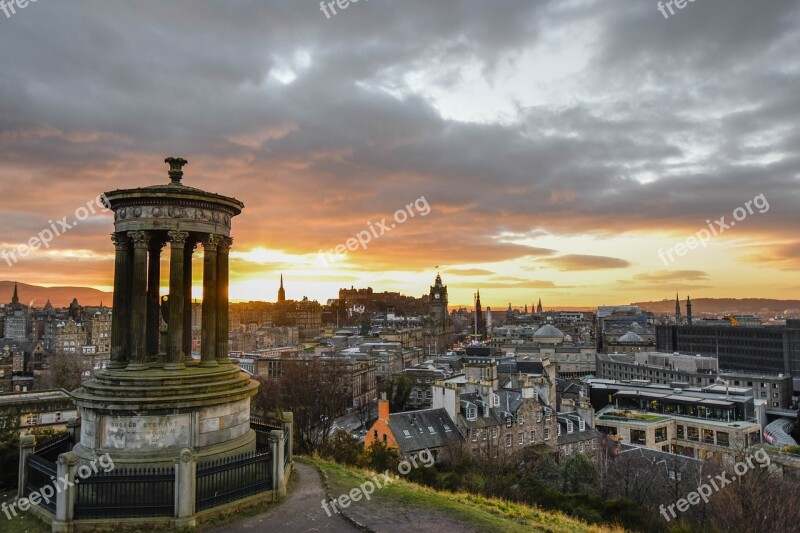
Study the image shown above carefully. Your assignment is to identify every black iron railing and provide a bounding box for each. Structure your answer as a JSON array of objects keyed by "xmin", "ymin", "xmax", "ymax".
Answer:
[
  {"xmin": 74, "ymin": 467, "xmax": 175, "ymax": 519},
  {"xmin": 35, "ymin": 433, "xmax": 72, "ymax": 462},
  {"xmin": 26, "ymin": 454, "xmax": 57, "ymax": 514},
  {"xmin": 196, "ymin": 451, "xmax": 272, "ymax": 511}
]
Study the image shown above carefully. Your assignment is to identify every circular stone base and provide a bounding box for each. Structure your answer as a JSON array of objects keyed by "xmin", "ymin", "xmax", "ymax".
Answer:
[{"xmin": 71, "ymin": 364, "xmax": 260, "ymax": 468}]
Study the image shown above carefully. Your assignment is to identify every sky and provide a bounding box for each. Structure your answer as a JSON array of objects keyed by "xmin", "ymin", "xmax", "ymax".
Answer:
[{"xmin": 0, "ymin": 0, "xmax": 798, "ymax": 308}]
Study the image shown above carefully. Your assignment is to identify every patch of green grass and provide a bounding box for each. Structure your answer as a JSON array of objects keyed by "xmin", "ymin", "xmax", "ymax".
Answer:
[
  {"xmin": 0, "ymin": 510, "xmax": 49, "ymax": 533},
  {"xmin": 308, "ymin": 456, "xmax": 623, "ymax": 533}
]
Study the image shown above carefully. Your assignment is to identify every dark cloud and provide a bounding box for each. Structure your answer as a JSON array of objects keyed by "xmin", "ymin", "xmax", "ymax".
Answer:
[{"xmin": 0, "ymin": 0, "xmax": 797, "ymax": 299}]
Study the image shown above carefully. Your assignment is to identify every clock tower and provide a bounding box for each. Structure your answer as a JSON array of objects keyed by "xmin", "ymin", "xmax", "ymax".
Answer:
[
  {"xmin": 429, "ymin": 272, "xmax": 448, "ymax": 323},
  {"xmin": 425, "ymin": 272, "xmax": 452, "ymax": 355}
]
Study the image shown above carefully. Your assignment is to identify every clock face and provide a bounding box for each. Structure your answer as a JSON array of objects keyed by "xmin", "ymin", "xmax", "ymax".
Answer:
[{"xmin": 434, "ymin": 293, "xmax": 440, "ymax": 299}]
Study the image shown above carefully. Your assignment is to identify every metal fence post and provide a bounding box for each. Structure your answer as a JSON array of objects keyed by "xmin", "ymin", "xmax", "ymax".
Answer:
[{"xmin": 17, "ymin": 434, "xmax": 36, "ymax": 499}]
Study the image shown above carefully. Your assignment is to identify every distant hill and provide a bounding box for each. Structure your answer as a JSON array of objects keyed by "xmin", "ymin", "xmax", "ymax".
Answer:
[
  {"xmin": 632, "ymin": 298, "xmax": 800, "ymax": 315},
  {"xmin": 0, "ymin": 281, "xmax": 112, "ymax": 308}
]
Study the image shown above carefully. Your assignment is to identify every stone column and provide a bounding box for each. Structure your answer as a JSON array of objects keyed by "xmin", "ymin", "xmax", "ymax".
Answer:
[
  {"xmin": 17, "ymin": 434, "xmax": 35, "ymax": 499},
  {"xmin": 109, "ymin": 232, "xmax": 129, "ymax": 369},
  {"xmin": 270, "ymin": 429, "xmax": 286, "ymax": 498},
  {"xmin": 146, "ymin": 240, "xmax": 164, "ymax": 361},
  {"xmin": 174, "ymin": 449, "xmax": 197, "ymax": 529},
  {"xmin": 166, "ymin": 231, "xmax": 189, "ymax": 370},
  {"xmin": 200, "ymin": 234, "xmax": 221, "ymax": 367},
  {"xmin": 53, "ymin": 452, "xmax": 78, "ymax": 528},
  {"xmin": 183, "ymin": 240, "xmax": 195, "ymax": 362},
  {"xmin": 216, "ymin": 237, "xmax": 232, "ymax": 364},
  {"xmin": 281, "ymin": 412, "xmax": 294, "ymax": 464},
  {"xmin": 127, "ymin": 230, "xmax": 150, "ymax": 370}
]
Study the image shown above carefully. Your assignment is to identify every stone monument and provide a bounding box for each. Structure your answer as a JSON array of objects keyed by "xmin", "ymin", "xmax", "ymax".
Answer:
[{"xmin": 72, "ymin": 157, "xmax": 259, "ymax": 467}]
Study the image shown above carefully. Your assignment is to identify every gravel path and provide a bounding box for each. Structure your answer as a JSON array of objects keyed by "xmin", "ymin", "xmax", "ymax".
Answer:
[{"xmin": 208, "ymin": 462, "xmax": 361, "ymax": 533}]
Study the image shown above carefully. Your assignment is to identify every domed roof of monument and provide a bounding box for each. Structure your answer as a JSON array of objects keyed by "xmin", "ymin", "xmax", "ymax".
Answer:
[
  {"xmin": 533, "ymin": 324, "xmax": 564, "ymax": 338},
  {"xmin": 104, "ymin": 157, "xmax": 244, "ymax": 214},
  {"xmin": 618, "ymin": 331, "xmax": 644, "ymax": 343}
]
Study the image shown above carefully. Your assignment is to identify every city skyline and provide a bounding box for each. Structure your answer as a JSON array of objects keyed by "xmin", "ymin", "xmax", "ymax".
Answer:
[{"xmin": 1, "ymin": 1, "xmax": 799, "ymax": 307}]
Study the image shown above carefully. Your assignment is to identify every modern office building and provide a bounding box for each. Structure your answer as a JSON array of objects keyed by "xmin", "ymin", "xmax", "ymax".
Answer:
[
  {"xmin": 656, "ymin": 321, "xmax": 800, "ymax": 375},
  {"xmin": 590, "ymin": 380, "xmax": 762, "ymax": 461}
]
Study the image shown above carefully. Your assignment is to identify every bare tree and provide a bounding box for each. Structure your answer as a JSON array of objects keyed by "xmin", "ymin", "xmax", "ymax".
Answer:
[{"xmin": 41, "ymin": 353, "xmax": 92, "ymax": 391}]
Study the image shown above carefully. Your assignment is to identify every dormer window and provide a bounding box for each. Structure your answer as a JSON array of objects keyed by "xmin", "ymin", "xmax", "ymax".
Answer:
[
  {"xmin": 567, "ymin": 421, "xmax": 574, "ymax": 434},
  {"xmin": 558, "ymin": 425, "xmax": 562, "ymax": 436},
  {"xmin": 467, "ymin": 406, "xmax": 477, "ymax": 421},
  {"xmin": 579, "ymin": 419, "xmax": 586, "ymax": 431}
]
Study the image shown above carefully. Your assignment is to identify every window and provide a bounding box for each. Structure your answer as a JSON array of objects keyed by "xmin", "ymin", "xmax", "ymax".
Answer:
[
  {"xmin": 382, "ymin": 434, "xmax": 387, "ymax": 443},
  {"xmin": 492, "ymin": 427, "xmax": 498, "ymax": 439},
  {"xmin": 773, "ymin": 393, "xmax": 779, "ymax": 398},
  {"xmin": 717, "ymin": 432, "xmax": 730, "ymax": 447},
  {"xmin": 536, "ymin": 412, "xmax": 542, "ymax": 423},
  {"xmin": 558, "ymin": 425, "xmax": 562, "ymax": 437},
  {"xmin": 517, "ymin": 414, "xmax": 524, "ymax": 425},
  {"xmin": 467, "ymin": 406, "xmax": 477, "ymax": 420},
  {"xmin": 471, "ymin": 429, "xmax": 477, "ymax": 442},
  {"xmin": 579, "ymin": 419, "xmax": 585, "ymax": 431},
  {"xmin": 518, "ymin": 432, "xmax": 524, "ymax": 445},
  {"xmin": 25, "ymin": 413, "xmax": 38, "ymax": 426},
  {"xmin": 505, "ymin": 434, "xmax": 512, "ymax": 447},
  {"xmin": 428, "ymin": 426, "xmax": 436, "ymax": 434},
  {"xmin": 530, "ymin": 430, "xmax": 536, "ymax": 442},
  {"xmin": 544, "ymin": 428, "xmax": 550, "ymax": 440},
  {"xmin": 687, "ymin": 426, "xmax": 699, "ymax": 441},
  {"xmin": 506, "ymin": 416, "xmax": 513, "ymax": 428},
  {"xmin": 630, "ymin": 429, "xmax": 646, "ymax": 445},
  {"xmin": 403, "ymin": 429, "xmax": 412, "ymax": 438},
  {"xmin": 655, "ymin": 426, "xmax": 668, "ymax": 443},
  {"xmin": 703, "ymin": 429, "xmax": 714, "ymax": 444},
  {"xmin": 443, "ymin": 424, "xmax": 452, "ymax": 433},
  {"xmin": 579, "ymin": 442, "xmax": 584, "ymax": 453},
  {"xmin": 677, "ymin": 425, "xmax": 685, "ymax": 439},
  {"xmin": 567, "ymin": 420, "xmax": 574, "ymax": 434},
  {"xmin": 591, "ymin": 439, "xmax": 597, "ymax": 450},
  {"xmin": 373, "ymin": 430, "xmax": 378, "ymax": 439},
  {"xmin": 773, "ymin": 383, "xmax": 779, "ymax": 389}
]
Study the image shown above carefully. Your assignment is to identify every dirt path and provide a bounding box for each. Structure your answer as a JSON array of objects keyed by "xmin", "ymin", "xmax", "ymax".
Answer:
[{"xmin": 208, "ymin": 462, "xmax": 361, "ymax": 533}]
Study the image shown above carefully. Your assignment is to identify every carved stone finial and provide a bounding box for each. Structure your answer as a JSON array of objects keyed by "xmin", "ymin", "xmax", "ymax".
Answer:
[{"xmin": 164, "ymin": 157, "xmax": 188, "ymax": 184}]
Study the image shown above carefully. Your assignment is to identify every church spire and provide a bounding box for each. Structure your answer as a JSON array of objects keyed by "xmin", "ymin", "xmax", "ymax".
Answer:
[
  {"xmin": 278, "ymin": 273, "xmax": 286, "ymax": 303},
  {"xmin": 11, "ymin": 283, "xmax": 19, "ymax": 306},
  {"xmin": 675, "ymin": 293, "xmax": 682, "ymax": 323}
]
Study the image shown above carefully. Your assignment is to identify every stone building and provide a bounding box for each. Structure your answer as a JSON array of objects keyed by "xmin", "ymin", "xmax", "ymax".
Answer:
[{"xmin": 54, "ymin": 319, "xmax": 87, "ymax": 355}]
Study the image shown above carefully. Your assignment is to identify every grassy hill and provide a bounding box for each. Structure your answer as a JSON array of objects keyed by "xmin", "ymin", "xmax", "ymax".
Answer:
[{"xmin": 309, "ymin": 457, "xmax": 625, "ymax": 533}]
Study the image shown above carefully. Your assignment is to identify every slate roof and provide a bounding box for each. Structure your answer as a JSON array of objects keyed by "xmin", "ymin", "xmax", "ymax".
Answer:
[
  {"xmin": 516, "ymin": 361, "xmax": 544, "ymax": 375},
  {"xmin": 388, "ymin": 408, "xmax": 464, "ymax": 454},
  {"xmin": 556, "ymin": 413, "xmax": 599, "ymax": 446}
]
